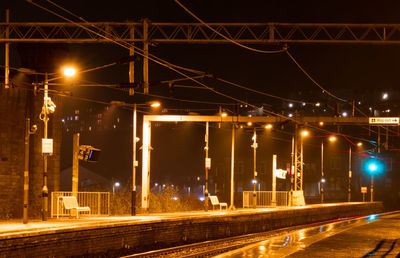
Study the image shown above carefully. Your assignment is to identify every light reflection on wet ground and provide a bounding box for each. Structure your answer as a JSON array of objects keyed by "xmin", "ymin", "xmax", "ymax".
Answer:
[{"xmin": 215, "ymin": 213, "xmax": 387, "ymax": 258}]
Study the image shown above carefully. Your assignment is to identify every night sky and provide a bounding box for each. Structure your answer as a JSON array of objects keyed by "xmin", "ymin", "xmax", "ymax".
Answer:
[{"xmin": 2, "ymin": 0, "xmax": 400, "ymax": 185}]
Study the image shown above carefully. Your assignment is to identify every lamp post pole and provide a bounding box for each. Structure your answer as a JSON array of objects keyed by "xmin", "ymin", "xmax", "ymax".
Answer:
[
  {"xmin": 132, "ymin": 103, "xmax": 137, "ymax": 215},
  {"xmin": 252, "ymin": 128, "xmax": 257, "ymax": 208},
  {"xmin": 370, "ymin": 175, "xmax": 374, "ymax": 202},
  {"xmin": 23, "ymin": 118, "xmax": 36, "ymax": 224},
  {"xmin": 321, "ymin": 141, "xmax": 324, "ymax": 203},
  {"xmin": 204, "ymin": 121, "xmax": 209, "ymax": 211},
  {"xmin": 42, "ymin": 73, "xmax": 49, "ymax": 221},
  {"xmin": 348, "ymin": 146, "xmax": 352, "ymax": 202}
]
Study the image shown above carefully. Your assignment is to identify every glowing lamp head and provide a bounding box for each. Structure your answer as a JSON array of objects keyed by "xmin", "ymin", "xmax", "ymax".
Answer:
[
  {"xmin": 301, "ymin": 130, "xmax": 309, "ymax": 137},
  {"xmin": 63, "ymin": 67, "xmax": 76, "ymax": 77},
  {"xmin": 329, "ymin": 136, "xmax": 336, "ymax": 142},
  {"xmin": 357, "ymin": 142, "xmax": 363, "ymax": 147},
  {"xmin": 265, "ymin": 124, "xmax": 272, "ymax": 129},
  {"xmin": 247, "ymin": 122, "xmax": 252, "ymax": 126},
  {"xmin": 150, "ymin": 101, "xmax": 161, "ymax": 108},
  {"xmin": 221, "ymin": 112, "xmax": 228, "ymax": 117},
  {"xmin": 319, "ymin": 121, "xmax": 324, "ymax": 126}
]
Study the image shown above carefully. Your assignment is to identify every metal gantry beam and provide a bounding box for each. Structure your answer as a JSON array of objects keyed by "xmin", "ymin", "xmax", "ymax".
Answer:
[{"xmin": 2, "ymin": 22, "xmax": 400, "ymax": 44}]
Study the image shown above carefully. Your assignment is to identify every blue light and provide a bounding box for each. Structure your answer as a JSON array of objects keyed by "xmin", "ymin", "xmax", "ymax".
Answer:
[
  {"xmin": 364, "ymin": 158, "xmax": 384, "ymax": 175},
  {"xmin": 368, "ymin": 214, "xmax": 377, "ymax": 221},
  {"xmin": 368, "ymin": 164, "xmax": 377, "ymax": 172}
]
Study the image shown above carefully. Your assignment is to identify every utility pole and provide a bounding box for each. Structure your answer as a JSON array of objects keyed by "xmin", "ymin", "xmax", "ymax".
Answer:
[
  {"xmin": 272, "ymin": 154, "xmax": 277, "ymax": 207},
  {"xmin": 4, "ymin": 9, "xmax": 9, "ymax": 89},
  {"xmin": 252, "ymin": 128, "xmax": 257, "ymax": 208},
  {"xmin": 132, "ymin": 104, "xmax": 137, "ymax": 215},
  {"xmin": 42, "ymin": 73, "xmax": 49, "ymax": 221},
  {"xmin": 143, "ymin": 19, "xmax": 149, "ymax": 94},
  {"xmin": 229, "ymin": 124, "xmax": 235, "ymax": 210},
  {"xmin": 204, "ymin": 121, "xmax": 209, "ymax": 211},
  {"xmin": 72, "ymin": 133, "xmax": 79, "ymax": 197},
  {"xmin": 23, "ymin": 118, "xmax": 36, "ymax": 224},
  {"xmin": 321, "ymin": 141, "xmax": 324, "ymax": 203},
  {"xmin": 348, "ymin": 146, "xmax": 352, "ymax": 202}
]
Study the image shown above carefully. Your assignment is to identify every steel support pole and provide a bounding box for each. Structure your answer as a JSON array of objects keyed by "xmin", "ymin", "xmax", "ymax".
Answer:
[
  {"xmin": 72, "ymin": 133, "xmax": 79, "ymax": 197},
  {"xmin": 252, "ymin": 128, "xmax": 257, "ymax": 208},
  {"xmin": 348, "ymin": 146, "xmax": 352, "ymax": 202},
  {"xmin": 290, "ymin": 136, "xmax": 294, "ymax": 206},
  {"xmin": 370, "ymin": 175, "xmax": 374, "ymax": 202},
  {"xmin": 132, "ymin": 104, "xmax": 137, "ymax": 215},
  {"xmin": 272, "ymin": 154, "xmax": 277, "ymax": 207},
  {"xmin": 204, "ymin": 121, "xmax": 209, "ymax": 211},
  {"xmin": 143, "ymin": 19, "xmax": 149, "ymax": 94},
  {"xmin": 229, "ymin": 124, "xmax": 235, "ymax": 210},
  {"xmin": 4, "ymin": 9, "xmax": 9, "ymax": 89},
  {"xmin": 23, "ymin": 119, "xmax": 30, "ymax": 224},
  {"xmin": 42, "ymin": 73, "xmax": 49, "ymax": 221},
  {"xmin": 321, "ymin": 141, "xmax": 324, "ymax": 203},
  {"xmin": 129, "ymin": 26, "xmax": 135, "ymax": 96}
]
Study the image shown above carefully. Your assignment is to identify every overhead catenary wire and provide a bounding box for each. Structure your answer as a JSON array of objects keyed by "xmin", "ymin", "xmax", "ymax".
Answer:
[
  {"xmin": 174, "ymin": 0, "xmax": 286, "ymax": 54},
  {"xmin": 26, "ymin": 0, "xmax": 380, "ymax": 146}
]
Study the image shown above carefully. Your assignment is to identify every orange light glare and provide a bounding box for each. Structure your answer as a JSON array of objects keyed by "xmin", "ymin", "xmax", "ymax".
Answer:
[
  {"xmin": 247, "ymin": 122, "xmax": 252, "ymax": 126},
  {"xmin": 63, "ymin": 67, "xmax": 76, "ymax": 77},
  {"xmin": 301, "ymin": 130, "xmax": 309, "ymax": 137},
  {"xmin": 357, "ymin": 142, "xmax": 363, "ymax": 147},
  {"xmin": 319, "ymin": 121, "xmax": 324, "ymax": 126},
  {"xmin": 265, "ymin": 124, "xmax": 272, "ymax": 129},
  {"xmin": 329, "ymin": 136, "xmax": 336, "ymax": 142},
  {"xmin": 150, "ymin": 102, "xmax": 161, "ymax": 108}
]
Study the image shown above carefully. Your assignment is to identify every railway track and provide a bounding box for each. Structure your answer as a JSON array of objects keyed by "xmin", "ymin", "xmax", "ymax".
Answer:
[{"xmin": 122, "ymin": 215, "xmax": 367, "ymax": 257}]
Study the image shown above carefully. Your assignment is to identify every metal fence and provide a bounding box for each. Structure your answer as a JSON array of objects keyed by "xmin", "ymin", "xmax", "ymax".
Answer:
[
  {"xmin": 243, "ymin": 191, "xmax": 289, "ymax": 208},
  {"xmin": 51, "ymin": 191, "xmax": 110, "ymax": 218}
]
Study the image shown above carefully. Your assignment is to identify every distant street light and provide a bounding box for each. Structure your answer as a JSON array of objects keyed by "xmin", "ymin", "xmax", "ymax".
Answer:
[{"xmin": 251, "ymin": 128, "xmax": 257, "ymax": 208}]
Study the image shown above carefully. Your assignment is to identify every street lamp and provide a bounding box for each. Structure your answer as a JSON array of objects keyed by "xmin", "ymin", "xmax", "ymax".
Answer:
[
  {"xmin": 40, "ymin": 67, "xmax": 76, "ymax": 221},
  {"xmin": 321, "ymin": 135, "xmax": 336, "ymax": 203},
  {"xmin": 111, "ymin": 100, "xmax": 160, "ymax": 215},
  {"xmin": 251, "ymin": 128, "xmax": 257, "ymax": 208}
]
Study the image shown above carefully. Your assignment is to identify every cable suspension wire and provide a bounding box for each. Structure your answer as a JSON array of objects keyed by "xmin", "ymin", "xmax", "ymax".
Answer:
[
  {"xmin": 31, "ymin": 1, "xmax": 333, "ymax": 111},
  {"xmin": 27, "ymin": 0, "xmax": 376, "ymax": 142},
  {"xmin": 174, "ymin": 0, "xmax": 286, "ymax": 54}
]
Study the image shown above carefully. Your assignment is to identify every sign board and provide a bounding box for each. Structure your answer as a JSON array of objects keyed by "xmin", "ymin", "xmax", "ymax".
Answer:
[
  {"xmin": 276, "ymin": 169, "xmax": 287, "ymax": 179},
  {"xmin": 361, "ymin": 187, "xmax": 368, "ymax": 194},
  {"xmin": 369, "ymin": 117, "xmax": 399, "ymax": 125},
  {"xmin": 42, "ymin": 138, "xmax": 53, "ymax": 155},
  {"xmin": 205, "ymin": 158, "xmax": 211, "ymax": 169}
]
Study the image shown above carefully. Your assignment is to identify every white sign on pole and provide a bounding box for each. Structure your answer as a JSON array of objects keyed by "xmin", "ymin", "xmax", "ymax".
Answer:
[
  {"xmin": 205, "ymin": 158, "xmax": 211, "ymax": 169},
  {"xmin": 276, "ymin": 169, "xmax": 287, "ymax": 179},
  {"xmin": 42, "ymin": 138, "xmax": 53, "ymax": 155},
  {"xmin": 369, "ymin": 117, "xmax": 399, "ymax": 125}
]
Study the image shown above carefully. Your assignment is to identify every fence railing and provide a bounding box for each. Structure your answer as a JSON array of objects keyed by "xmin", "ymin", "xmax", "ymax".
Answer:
[
  {"xmin": 51, "ymin": 191, "xmax": 110, "ymax": 218},
  {"xmin": 243, "ymin": 191, "xmax": 289, "ymax": 208}
]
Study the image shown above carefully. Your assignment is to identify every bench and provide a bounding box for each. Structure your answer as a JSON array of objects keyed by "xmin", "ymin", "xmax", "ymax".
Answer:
[
  {"xmin": 57, "ymin": 196, "xmax": 90, "ymax": 218},
  {"xmin": 209, "ymin": 195, "xmax": 228, "ymax": 210}
]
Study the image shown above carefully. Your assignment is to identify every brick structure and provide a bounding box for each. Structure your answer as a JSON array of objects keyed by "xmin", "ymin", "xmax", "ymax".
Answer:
[
  {"xmin": 0, "ymin": 85, "xmax": 62, "ymax": 219},
  {"xmin": 0, "ymin": 43, "xmax": 67, "ymax": 219}
]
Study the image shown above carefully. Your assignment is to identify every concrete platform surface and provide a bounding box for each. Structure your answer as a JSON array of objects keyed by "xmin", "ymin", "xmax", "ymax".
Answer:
[{"xmin": 0, "ymin": 202, "xmax": 377, "ymax": 239}]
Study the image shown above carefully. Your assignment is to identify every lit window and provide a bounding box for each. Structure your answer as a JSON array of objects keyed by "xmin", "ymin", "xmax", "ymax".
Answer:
[
  {"xmin": 75, "ymin": 116, "xmax": 79, "ymax": 121},
  {"xmin": 97, "ymin": 119, "xmax": 101, "ymax": 125},
  {"xmin": 97, "ymin": 114, "xmax": 102, "ymax": 119},
  {"xmin": 74, "ymin": 110, "xmax": 79, "ymax": 115},
  {"xmin": 117, "ymin": 118, "xmax": 120, "ymax": 123},
  {"xmin": 62, "ymin": 119, "xmax": 65, "ymax": 123},
  {"xmin": 113, "ymin": 124, "xmax": 117, "ymax": 129},
  {"xmin": 89, "ymin": 126, "xmax": 92, "ymax": 131}
]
